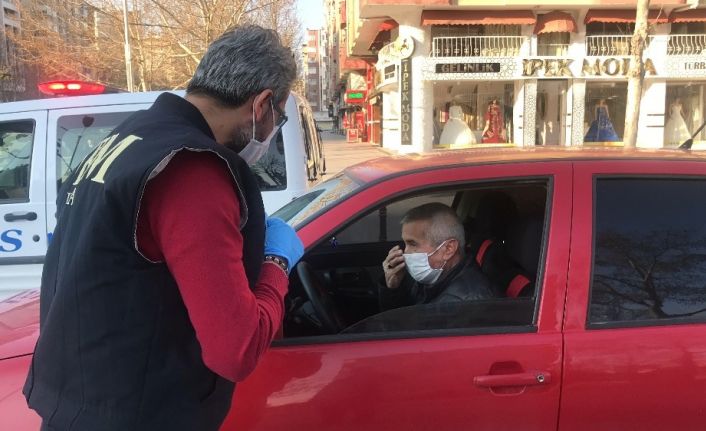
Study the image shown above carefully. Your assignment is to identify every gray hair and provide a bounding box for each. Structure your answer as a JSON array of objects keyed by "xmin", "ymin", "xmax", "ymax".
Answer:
[
  {"xmin": 187, "ymin": 25, "xmax": 297, "ymax": 106},
  {"xmin": 401, "ymin": 202, "xmax": 466, "ymax": 250}
]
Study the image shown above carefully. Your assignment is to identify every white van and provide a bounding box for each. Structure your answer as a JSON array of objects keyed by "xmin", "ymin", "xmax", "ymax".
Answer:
[{"xmin": 0, "ymin": 84, "xmax": 325, "ymax": 298}]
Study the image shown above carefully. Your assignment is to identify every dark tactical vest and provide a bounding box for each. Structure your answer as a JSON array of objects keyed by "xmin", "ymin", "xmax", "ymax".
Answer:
[{"xmin": 24, "ymin": 93, "xmax": 265, "ymax": 430}]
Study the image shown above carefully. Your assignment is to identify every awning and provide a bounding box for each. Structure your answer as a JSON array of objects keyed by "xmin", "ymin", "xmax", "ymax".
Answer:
[
  {"xmin": 584, "ymin": 9, "xmax": 669, "ymax": 24},
  {"xmin": 534, "ymin": 11, "xmax": 577, "ymax": 34},
  {"xmin": 669, "ymin": 9, "xmax": 706, "ymax": 23},
  {"xmin": 421, "ymin": 10, "xmax": 536, "ymax": 26}
]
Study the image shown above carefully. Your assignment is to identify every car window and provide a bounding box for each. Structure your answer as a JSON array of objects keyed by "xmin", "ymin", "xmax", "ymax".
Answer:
[
  {"xmin": 589, "ymin": 178, "xmax": 706, "ymax": 327},
  {"xmin": 0, "ymin": 120, "xmax": 35, "ymax": 202},
  {"xmin": 250, "ymin": 129, "xmax": 286, "ymax": 191},
  {"xmin": 300, "ymin": 110, "xmax": 313, "ymax": 159},
  {"xmin": 335, "ymin": 191, "xmax": 455, "ymax": 245},
  {"xmin": 56, "ymin": 112, "xmax": 133, "ymax": 188},
  {"xmin": 283, "ymin": 180, "xmax": 550, "ymax": 340}
]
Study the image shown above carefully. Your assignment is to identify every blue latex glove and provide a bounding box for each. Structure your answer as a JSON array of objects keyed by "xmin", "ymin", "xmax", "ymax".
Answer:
[{"xmin": 264, "ymin": 217, "xmax": 304, "ymax": 272}]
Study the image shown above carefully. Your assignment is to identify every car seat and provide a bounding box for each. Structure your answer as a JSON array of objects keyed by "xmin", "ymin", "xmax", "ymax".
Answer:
[
  {"xmin": 477, "ymin": 215, "xmax": 544, "ymax": 298},
  {"xmin": 465, "ymin": 191, "xmax": 518, "ymax": 260}
]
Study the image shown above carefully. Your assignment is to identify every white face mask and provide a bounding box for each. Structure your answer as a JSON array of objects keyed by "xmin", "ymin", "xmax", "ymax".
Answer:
[
  {"xmin": 403, "ymin": 240, "xmax": 448, "ymax": 284},
  {"xmin": 239, "ymin": 102, "xmax": 281, "ymax": 165}
]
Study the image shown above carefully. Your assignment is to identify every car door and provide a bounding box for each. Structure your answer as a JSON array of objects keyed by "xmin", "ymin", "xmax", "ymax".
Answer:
[
  {"xmin": 45, "ymin": 105, "xmax": 148, "ymax": 235},
  {"xmin": 0, "ymin": 112, "xmax": 48, "ymax": 299},
  {"xmin": 560, "ymin": 160, "xmax": 706, "ymax": 430},
  {"xmin": 225, "ymin": 161, "xmax": 573, "ymax": 431}
]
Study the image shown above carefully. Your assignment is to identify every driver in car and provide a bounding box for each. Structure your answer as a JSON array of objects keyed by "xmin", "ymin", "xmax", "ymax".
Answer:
[{"xmin": 381, "ymin": 202, "xmax": 494, "ymax": 309}]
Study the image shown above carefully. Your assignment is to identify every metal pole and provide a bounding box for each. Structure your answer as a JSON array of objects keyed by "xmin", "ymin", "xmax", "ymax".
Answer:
[{"xmin": 122, "ymin": 0, "xmax": 134, "ymax": 92}]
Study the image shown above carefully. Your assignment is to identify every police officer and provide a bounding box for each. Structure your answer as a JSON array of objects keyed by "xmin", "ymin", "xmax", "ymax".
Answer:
[{"xmin": 24, "ymin": 25, "xmax": 303, "ymax": 431}]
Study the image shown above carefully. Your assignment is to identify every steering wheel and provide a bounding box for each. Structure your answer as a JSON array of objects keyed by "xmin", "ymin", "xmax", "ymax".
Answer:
[{"xmin": 296, "ymin": 261, "xmax": 344, "ymax": 333}]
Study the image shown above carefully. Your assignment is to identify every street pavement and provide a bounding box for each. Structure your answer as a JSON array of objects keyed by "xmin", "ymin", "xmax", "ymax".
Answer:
[{"xmin": 318, "ymin": 131, "xmax": 389, "ymax": 181}]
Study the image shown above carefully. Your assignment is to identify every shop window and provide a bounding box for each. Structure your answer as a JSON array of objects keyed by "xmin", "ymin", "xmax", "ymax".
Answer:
[
  {"xmin": 664, "ymin": 83, "xmax": 706, "ymax": 148},
  {"xmin": 433, "ymin": 82, "xmax": 515, "ymax": 147},
  {"xmin": 583, "ymin": 82, "xmax": 627, "ymax": 145},
  {"xmin": 537, "ymin": 32, "xmax": 570, "ymax": 56},
  {"xmin": 589, "ymin": 178, "xmax": 706, "ymax": 327}
]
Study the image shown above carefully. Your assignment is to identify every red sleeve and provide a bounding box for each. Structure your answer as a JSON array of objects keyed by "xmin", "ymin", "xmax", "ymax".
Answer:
[{"xmin": 136, "ymin": 150, "xmax": 289, "ymax": 382}]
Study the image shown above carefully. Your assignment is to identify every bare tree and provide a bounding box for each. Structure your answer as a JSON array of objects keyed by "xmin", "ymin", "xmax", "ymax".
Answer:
[
  {"xmin": 11, "ymin": 0, "xmax": 302, "ymax": 96},
  {"xmin": 623, "ymin": 0, "xmax": 650, "ymax": 148}
]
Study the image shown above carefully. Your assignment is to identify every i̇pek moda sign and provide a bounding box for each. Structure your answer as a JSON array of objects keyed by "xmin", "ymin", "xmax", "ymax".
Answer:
[{"xmin": 423, "ymin": 55, "xmax": 706, "ymax": 80}]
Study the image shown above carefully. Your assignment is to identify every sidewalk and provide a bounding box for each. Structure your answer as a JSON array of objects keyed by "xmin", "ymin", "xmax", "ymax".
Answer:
[{"xmin": 318, "ymin": 131, "xmax": 389, "ymax": 179}]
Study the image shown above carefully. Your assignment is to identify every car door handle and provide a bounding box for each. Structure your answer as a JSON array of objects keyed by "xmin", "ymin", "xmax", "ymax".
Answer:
[
  {"xmin": 474, "ymin": 371, "xmax": 551, "ymax": 388},
  {"xmin": 4, "ymin": 211, "xmax": 38, "ymax": 222}
]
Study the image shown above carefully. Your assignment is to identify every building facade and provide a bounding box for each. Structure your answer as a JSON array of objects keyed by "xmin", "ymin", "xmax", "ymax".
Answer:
[{"xmin": 330, "ymin": 0, "xmax": 706, "ymax": 152}]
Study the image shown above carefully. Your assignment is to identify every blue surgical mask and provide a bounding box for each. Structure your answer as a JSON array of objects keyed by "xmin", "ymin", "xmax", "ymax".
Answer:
[{"xmin": 403, "ymin": 240, "xmax": 449, "ymax": 284}]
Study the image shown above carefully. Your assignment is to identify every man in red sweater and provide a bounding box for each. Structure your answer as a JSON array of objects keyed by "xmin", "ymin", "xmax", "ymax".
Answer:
[{"xmin": 25, "ymin": 25, "xmax": 303, "ymax": 431}]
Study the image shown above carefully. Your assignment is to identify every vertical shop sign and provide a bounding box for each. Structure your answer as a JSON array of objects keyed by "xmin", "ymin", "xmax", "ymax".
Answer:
[
  {"xmin": 400, "ymin": 57, "xmax": 412, "ymax": 145},
  {"xmin": 396, "ymin": 36, "xmax": 415, "ymax": 146}
]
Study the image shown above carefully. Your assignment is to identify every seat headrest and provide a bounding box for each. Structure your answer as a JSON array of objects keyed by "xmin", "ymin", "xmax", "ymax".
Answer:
[
  {"xmin": 471, "ymin": 191, "xmax": 518, "ymax": 239},
  {"xmin": 504, "ymin": 216, "xmax": 543, "ymax": 276}
]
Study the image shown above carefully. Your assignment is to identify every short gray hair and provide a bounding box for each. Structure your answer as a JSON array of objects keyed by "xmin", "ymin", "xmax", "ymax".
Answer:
[
  {"xmin": 187, "ymin": 25, "xmax": 297, "ymax": 107},
  {"xmin": 401, "ymin": 203, "xmax": 466, "ymax": 250}
]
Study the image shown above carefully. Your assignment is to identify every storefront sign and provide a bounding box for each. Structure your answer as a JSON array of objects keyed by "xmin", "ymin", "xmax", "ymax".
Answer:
[
  {"xmin": 400, "ymin": 58, "xmax": 412, "ymax": 145},
  {"xmin": 684, "ymin": 61, "xmax": 706, "ymax": 71},
  {"xmin": 581, "ymin": 58, "xmax": 657, "ymax": 76},
  {"xmin": 521, "ymin": 57, "xmax": 657, "ymax": 78},
  {"xmin": 523, "ymin": 59, "xmax": 573, "ymax": 77},
  {"xmin": 436, "ymin": 63, "xmax": 501, "ymax": 74},
  {"xmin": 344, "ymin": 90, "xmax": 366, "ymax": 104}
]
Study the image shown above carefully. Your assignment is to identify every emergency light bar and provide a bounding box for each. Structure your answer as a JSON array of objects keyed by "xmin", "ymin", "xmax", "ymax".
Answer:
[{"xmin": 38, "ymin": 81, "xmax": 121, "ymax": 97}]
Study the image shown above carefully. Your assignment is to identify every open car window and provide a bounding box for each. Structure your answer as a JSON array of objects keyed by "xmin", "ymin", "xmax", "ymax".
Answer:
[{"xmin": 281, "ymin": 178, "xmax": 551, "ymax": 342}]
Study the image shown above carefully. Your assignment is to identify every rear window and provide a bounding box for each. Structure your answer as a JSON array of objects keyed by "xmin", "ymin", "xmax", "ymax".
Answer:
[
  {"xmin": 57, "ymin": 112, "xmax": 134, "ymax": 188},
  {"xmin": 0, "ymin": 120, "xmax": 35, "ymax": 203},
  {"xmin": 589, "ymin": 177, "xmax": 706, "ymax": 327}
]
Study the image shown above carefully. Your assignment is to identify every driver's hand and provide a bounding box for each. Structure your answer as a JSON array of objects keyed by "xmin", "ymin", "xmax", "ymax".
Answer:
[{"xmin": 383, "ymin": 245, "xmax": 406, "ymax": 289}]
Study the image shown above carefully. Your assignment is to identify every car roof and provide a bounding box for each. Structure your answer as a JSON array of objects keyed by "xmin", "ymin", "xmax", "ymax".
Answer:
[
  {"xmin": 0, "ymin": 90, "xmax": 183, "ymax": 114},
  {"xmin": 344, "ymin": 146, "xmax": 706, "ymax": 184},
  {"xmin": 0, "ymin": 90, "xmax": 304, "ymax": 115}
]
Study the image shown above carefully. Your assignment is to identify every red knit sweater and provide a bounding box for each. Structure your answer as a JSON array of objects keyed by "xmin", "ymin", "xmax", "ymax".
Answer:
[{"xmin": 136, "ymin": 151, "xmax": 288, "ymax": 382}]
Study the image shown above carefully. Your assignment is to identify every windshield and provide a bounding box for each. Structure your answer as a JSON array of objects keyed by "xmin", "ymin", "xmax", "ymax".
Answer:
[{"xmin": 273, "ymin": 172, "xmax": 360, "ymax": 228}]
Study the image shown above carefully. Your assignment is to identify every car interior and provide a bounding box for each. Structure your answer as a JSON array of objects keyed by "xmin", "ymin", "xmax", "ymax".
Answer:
[{"xmin": 282, "ymin": 179, "xmax": 550, "ymax": 340}]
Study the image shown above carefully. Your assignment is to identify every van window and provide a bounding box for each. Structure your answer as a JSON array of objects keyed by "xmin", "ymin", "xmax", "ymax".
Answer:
[
  {"xmin": 251, "ymin": 129, "xmax": 286, "ymax": 191},
  {"xmin": 57, "ymin": 112, "xmax": 134, "ymax": 188},
  {"xmin": 0, "ymin": 120, "xmax": 35, "ymax": 202}
]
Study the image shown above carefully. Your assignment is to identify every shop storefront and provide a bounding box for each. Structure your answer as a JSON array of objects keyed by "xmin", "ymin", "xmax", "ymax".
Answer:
[{"xmin": 368, "ymin": 7, "xmax": 706, "ymax": 153}]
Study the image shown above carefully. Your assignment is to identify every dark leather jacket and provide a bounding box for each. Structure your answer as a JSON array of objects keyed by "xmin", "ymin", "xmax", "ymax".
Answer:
[{"xmin": 380, "ymin": 258, "xmax": 494, "ymax": 310}]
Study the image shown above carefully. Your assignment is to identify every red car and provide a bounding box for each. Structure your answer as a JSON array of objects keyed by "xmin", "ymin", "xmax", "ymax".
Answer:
[{"xmin": 2, "ymin": 147, "xmax": 706, "ymax": 430}]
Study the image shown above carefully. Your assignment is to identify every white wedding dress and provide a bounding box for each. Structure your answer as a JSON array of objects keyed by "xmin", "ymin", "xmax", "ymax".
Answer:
[
  {"xmin": 664, "ymin": 104, "xmax": 691, "ymax": 147},
  {"xmin": 439, "ymin": 106, "xmax": 477, "ymax": 147}
]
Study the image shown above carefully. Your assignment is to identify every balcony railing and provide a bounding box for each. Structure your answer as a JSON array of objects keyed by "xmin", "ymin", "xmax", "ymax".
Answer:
[
  {"xmin": 432, "ymin": 36, "xmax": 527, "ymax": 58},
  {"xmin": 667, "ymin": 34, "xmax": 706, "ymax": 55},
  {"xmin": 586, "ymin": 35, "xmax": 641, "ymax": 56},
  {"xmin": 536, "ymin": 43, "xmax": 569, "ymax": 56}
]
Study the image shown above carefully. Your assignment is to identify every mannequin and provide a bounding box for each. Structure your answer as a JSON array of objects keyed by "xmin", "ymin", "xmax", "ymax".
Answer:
[
  {"xmin": 664, "ymin": 98, "xmax": 692, "ymax": 147},
  {"xmin": 584, "ymin": 99, "xmax": 619, "ymax": 142},
  {"xmin": 481, "ymin": 99, "xmax": 505, "ymax": 143},
  {"xmin": 439, "ymin": 105, "xmax": 476, "ymax": 147}
]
